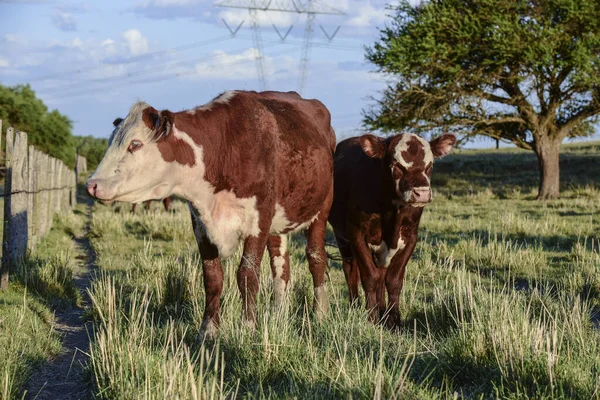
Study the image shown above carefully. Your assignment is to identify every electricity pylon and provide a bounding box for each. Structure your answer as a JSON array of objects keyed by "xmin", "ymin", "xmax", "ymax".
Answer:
[{"xmin": 215, "ymin": 0, "xmax": 344, "ymax": 94}]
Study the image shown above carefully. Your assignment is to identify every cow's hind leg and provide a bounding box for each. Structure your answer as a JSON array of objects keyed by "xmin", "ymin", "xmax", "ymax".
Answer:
[
  {"xmin": 163, "ymin": 197, "xmax": 171, "ymax": 212},
  {"xmin": 335, "ymin": 231, "xmax": 360, "ymax": 306},
  {"xmin": 267, "ymin": 234, "xmax": 290, "ymax": 307},
  {"xmin": 305, "ymin": 215, "xmax": 330, "ymax": 319},
  {"xmin": 237, "ymin": 234, "xmax": 269, "ymax": 329}
]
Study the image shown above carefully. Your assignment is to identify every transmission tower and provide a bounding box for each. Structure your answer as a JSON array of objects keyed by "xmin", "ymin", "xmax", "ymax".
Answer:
[{"xmin": 215, "ymin": 0, "xmax": 344, "ymax": 94}]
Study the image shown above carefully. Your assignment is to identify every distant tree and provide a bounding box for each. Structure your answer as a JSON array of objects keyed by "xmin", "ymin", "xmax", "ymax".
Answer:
[
  {"xmin": 73, "ymin": 136, "xmax": 108, "ymax": 170},
  {"xmin": 0, "ymin": 84, "xmax": 75, "ymax": 167},
  {"xmin": 365, "ymin": 0, "xmax": 600, "ymax": 199}
]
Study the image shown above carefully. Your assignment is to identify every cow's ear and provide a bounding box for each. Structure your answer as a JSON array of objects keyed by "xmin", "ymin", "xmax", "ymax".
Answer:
[
  {"xmin": 113, "ymin": 117, "xmax": 123, "ymax": 127},
  {"xmin": 142, "ymin": 107, "xmax": 160, "ymax": 131},
  {"xmin": 155, "ymin": 110, "xmax": 174, "ymax": 140},
  {"xmin": 430, "ymin": 134, "xmax": 456, "ymax": 158},
  {"xmin": 359, "ymin": 134, "xmax": 386, "ymax": 159}
]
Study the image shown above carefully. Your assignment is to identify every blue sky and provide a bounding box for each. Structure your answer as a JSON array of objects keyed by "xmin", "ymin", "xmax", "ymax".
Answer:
[
  {"xmin": 2, "ymin": 0, "xmax": 595, "ymax": 147},
  {"xmin": 0, "ymin": 0, "xmax": 409, "ymax": 141}
]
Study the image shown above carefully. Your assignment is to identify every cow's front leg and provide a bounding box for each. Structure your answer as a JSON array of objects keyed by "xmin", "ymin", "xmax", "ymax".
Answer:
[
  {"xmin": 305, "ymin": 215, "xmax": 330, "ymax": 319},
  {"xmin": 266, "ymin": 234, "xmax": 290, "ymax": 307},
  {"xmin": 237, "ymin": 234, "xmax": 269, "ymax": 329},
  {"xmin": 191, "ymin": 208, "xmax": 223, "ymax": 340},
  {"xmin": 384, "ymin": 238, "xmax": 418, "ymax": 330}
]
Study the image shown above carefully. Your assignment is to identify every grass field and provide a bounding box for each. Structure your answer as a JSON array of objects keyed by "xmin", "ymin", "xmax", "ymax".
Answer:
[
  {"xmin": 83, "ymin": 142, "xmax": 599, "ymax": 399},
  {"xmin": 0, "ymin": 211, "xmax": 85, "ymax": 399},
  {"xmin": 3, "ymin": 141, "xmax": 599, "ymax": 399}
]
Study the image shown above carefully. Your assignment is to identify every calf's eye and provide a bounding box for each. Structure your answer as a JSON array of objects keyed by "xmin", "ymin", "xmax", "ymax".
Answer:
[
  {"xmin": 425, "ymin": 165, "xmax": 433, "ymax": 174},
  {"xmin": 128, "ymin": 140, "xmax": 143, "ymax": 153}
]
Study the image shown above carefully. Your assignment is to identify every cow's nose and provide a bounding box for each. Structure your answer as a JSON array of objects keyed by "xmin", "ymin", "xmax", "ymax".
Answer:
[
  {"xmin": 411, "ymin": 188, "xmax": 431, "ymax": 203},
  {"xmin": 86, "ymin": 180, "xmax": 98, "ymax": 198}
]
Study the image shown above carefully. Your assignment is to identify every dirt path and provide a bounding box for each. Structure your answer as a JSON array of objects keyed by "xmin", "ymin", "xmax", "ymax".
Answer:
[{"xmin": 24, "ymin": 206, "xmax": 96, "ymax": 400}]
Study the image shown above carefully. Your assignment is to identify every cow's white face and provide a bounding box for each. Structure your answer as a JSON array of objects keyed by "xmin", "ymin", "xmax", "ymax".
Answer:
[
  {"xmin": 87, "ymin": 102, "xmax": 178, "ymax": 204},
  {"xmin": 359, "ymin": 133, "xmax": 456, "ymax": 205}
]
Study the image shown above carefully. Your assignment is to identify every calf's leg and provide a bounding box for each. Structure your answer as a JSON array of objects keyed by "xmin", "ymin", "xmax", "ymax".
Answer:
[
  {"xmin": 384, "ymin": 239, "xmax": 417, "ymax": 330},
  {"xmin": 351, "ymin": 239, "xmax": 382, "ymax": 323},
  {"xmin": 335, "ymin": 231, "xmax": 361, "ymax": 306}
]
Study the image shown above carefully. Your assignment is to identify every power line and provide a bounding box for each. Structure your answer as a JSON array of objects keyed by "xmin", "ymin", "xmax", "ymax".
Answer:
[
  {"xmin": 42, "ymin": 45, "xmax": 299, "ymax": 101},
  {"xmin": 215, "ymin": 0, "xmax": 344, "ymax": 94},
  {"xmin": 39, "ymin": 38, "xmax": 361, "ymax": 97},
  {"xmin": 27, "ymin": 35, "xmax": 233, "ymax": 84}
]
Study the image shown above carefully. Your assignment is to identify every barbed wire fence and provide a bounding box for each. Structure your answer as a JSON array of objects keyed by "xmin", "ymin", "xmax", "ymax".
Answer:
[{"xmin": 0, "ymin": 120, "xmax": 85, "ymax": 290}]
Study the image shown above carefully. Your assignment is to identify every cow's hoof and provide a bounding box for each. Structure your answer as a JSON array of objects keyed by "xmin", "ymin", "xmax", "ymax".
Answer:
[
  {"xmin": 314, "ymin": 286, "xmax": 330, "ymax": 321},
  {"xmin": 244, "ymin": 318, "xmax": 257, "ymax": 331},
  {"xmin": 196, "ymin": 319, "xmax": 218, "ymax": 344}
]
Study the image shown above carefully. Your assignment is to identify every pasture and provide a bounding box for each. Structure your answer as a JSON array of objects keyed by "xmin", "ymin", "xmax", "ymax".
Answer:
[{"xmin": 2, "ymin": 141, "xmax": 599, "ymax": 399}]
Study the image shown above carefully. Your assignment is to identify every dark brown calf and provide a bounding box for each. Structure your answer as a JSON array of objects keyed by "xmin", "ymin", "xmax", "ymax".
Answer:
[
  {"xmin": 131, "ymin": 197, "xmax": 172, "ymax": 213},
  {"xmin": 328, "ymin": 133, "xmax": 455, "ymax": 328}
]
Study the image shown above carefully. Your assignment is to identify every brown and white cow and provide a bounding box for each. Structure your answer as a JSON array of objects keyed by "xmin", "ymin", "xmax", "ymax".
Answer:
[
  {"xmin": 87, "ymin": 90, "xmax": 336, "ymax": 337},
  {"xmin": 328, "ymin": 133, "xmax": 455, "ymax": 328}
]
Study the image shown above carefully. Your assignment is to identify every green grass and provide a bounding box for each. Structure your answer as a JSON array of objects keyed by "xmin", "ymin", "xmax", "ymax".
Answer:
[
  {"xmin": 84, "ymin": 141, "xmax": 600, "ymax": 399},
  {"xmin": 0, "ymin": 209, "xmax": 87, "ymax": 399}
]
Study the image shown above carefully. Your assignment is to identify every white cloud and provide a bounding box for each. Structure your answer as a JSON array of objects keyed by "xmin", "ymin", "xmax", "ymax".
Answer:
[
  {"xmin": 52, "ymin": 12, "xmax": 77, "ymax": 32},
  {"xmin": 187, "ymin": 48, "xmax": 294, "ymax": 81},
  {"xmin": 121, "ymin": 29, "xmax": 149, "ymax": 56},
  {"xmin": 347, "ymin": 3, "xmax": 388, "ymax": 28},
  {"xmin": 0, "ymin": 57, "xmax": 10, "ymax": 68}
]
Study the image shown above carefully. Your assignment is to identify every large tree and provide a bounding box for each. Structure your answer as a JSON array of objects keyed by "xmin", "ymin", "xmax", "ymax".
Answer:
[
  {"xmin": 365, "ymin": 0, "xmax": 600, "ymax": 199},
  {"xmin": 0, "ymin": 84, "xmax": 75, "ymax": 167}
]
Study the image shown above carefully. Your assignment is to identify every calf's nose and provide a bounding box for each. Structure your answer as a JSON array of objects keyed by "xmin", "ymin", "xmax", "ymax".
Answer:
[
  {"xmin": 411, "ymin": 188, "xmax": 431, "ymax": 203},
  {"xmin": 86, "ymin": 180, "xmax": 98, "ymax": 198}
]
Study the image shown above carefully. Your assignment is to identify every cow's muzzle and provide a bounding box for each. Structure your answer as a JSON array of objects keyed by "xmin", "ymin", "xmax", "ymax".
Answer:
[
  {"xmin": 401, "ymin": 187, "xmax": 432, "ymax": 205},
  {"xmin": 86, "ymin": 179, "xmax": 115, "ymax": 202}
]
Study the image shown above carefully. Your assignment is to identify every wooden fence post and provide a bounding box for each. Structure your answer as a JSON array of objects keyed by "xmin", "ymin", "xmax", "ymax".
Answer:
[
  {"xmin": 48, "ymin": 157, "xmax": 56, "ymax": 230},
  {"xmin": 38, "ymin": 153, "xmax": 47, "ymax": 237},
  {"xmin": 71, "ymin": 169, "xmax": 77, "ymax": 208},
  {"xmin": 27, "ymin": 145, "xmax": 36, "ymax": 251},
  {"xmin": 44, "ymin": 154, "xmax": 52, "ymax": 235},
  {"xmin": 6, "ymin": 131, "xmax": 29, "ymax": 271},
  {"xmin": 1, "ymin": 127, "xmax": 13, "ymax": 290},
  {"xmin": 33, "ymin": 151, "xmax": 42, "ymax": 245}
]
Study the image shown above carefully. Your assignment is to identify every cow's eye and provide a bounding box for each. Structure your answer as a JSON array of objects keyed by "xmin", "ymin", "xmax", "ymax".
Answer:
[
  {"xmin": 425, "ymin": 165, "xmax": 433, "ymax": 175},
  {"xmin": 128, "ymin": 140, "xmax": 143, "ymax": 153}
]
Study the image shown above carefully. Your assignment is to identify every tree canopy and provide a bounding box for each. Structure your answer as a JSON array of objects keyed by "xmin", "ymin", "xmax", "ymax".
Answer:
[
  {"xmin": 365, "ymin": 0, "xmax": 600, "ymax": 198},
  {"xmin": 0, "ymin": 84, "xmax": 75, "ymax": 167}
]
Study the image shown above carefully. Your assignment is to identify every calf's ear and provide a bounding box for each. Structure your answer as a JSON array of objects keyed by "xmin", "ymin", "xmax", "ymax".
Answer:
[
  {"xmin": 359, "ymin": 134, "xmax": 386, "ymax": 158},
  {"xmin": 430, "ymin": 134, "xmax": 456, "ymax": 158},
  {"xmin": 113, "ymin": 117, "xmax": 123, "ymax": 127}
]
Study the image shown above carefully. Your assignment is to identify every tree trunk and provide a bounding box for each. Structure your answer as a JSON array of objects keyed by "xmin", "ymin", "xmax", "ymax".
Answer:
[{"xmin": 534, "ymin": 139, "xmax": 561, "ymax": 200}]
